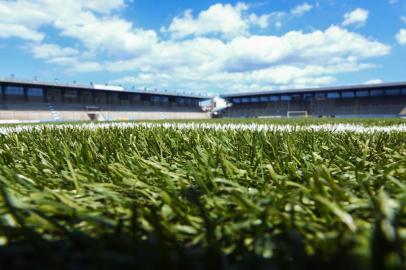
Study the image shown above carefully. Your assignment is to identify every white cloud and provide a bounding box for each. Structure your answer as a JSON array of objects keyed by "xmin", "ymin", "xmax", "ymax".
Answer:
[
  {"xmin": 164, "ymin": 3, "xmax": 274, "ymax": 39},
  {"xmin": 248, "ymin": 14, "xmax": 271, "ymax": 29},
  {"xmin": 67, "ymin": 61, "xmax": 103, "ymax": 73},
  {"xmin": 0, "ymin": 1, "xmax": 51, "ymax": 28},
  {"xmin": 46, "ymin": 0, "xmax": 156, "ymax": 57},
  {"xmin": 402, "ymin": 16, "xmax": 406, "ymax": 23},
  {"xmin": 267, "ymin": 12, "xmax": 285, "ymax": 29},
  {"xmin": 42, "ymin": 0, "xmax": 126, "ymax": 14},
  {"xmin": 58, "ymin": 17, "xmax": 157, "ymax": 57},
  {"xmin": 222, "ymin": 26, "xmax": 390, "ymax": 73},
  {"xmin": 109, "ymin": 25, "xmax": 390, "ymax": 92},
  {"xmin": 112, "ymin": 62, "xmax": 368, "ymax": 93},
  {"xmin": 0, "ymin": 1, "xmax": 393, "ymax": 93},
  {"xmin": 0, "ymin": 0, "xmax": 48, "ymax": 41},
  {"xmin": 30, "ymin": 43, "xmax": 78, "ymax": 59},
  {"xmin": 389, "ymin": 0, "xmax": 398, "ymax": 4},
  {"xmin": 79, "ymin": 0, "xmax": 126, "ymax": 13},
  {"xmin": 0, "ymin": 23, "xmax": 44, "ymax": 41},
  {"xmin": 291, "ymin": 3, "xmax": 313, "ymax": 16},
  {"xmin": 28, "ymin": 43, "xmax": 102, "ymax": 73},
  {"xmin": 164, "ymin": 3, "xmax": 249, "ymax": 39},
  {"xmin": 0, "ymin": 0, "xmax": 154, "ymax": 57},
  {"xmin": 45, "ymin": 55, "xmax": 102, "ymax": 73},
  {"xmin": 364, "ymin": 79, "xmax": 383, "ymax": 84},
  {"xmin": 342, "ymin": 8, "xmax": 369, "ymax": 27},
  {"xmin": 396, "ymin": 29, "xmax": 406, "ymax": 44}
]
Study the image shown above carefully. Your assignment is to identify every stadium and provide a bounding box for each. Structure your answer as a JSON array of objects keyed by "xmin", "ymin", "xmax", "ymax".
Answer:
[{"xmin": 1, "ymin": 78, "xmax": 406, "ymax": 122}]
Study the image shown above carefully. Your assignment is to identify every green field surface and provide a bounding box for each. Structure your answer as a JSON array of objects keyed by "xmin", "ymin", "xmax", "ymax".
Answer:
[{"xmin": 0, "ymin": 121, "xmax": 405, "ymax": 269}]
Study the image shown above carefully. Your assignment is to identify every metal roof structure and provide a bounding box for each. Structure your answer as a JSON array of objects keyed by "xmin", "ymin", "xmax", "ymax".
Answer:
[
  {"xmin": 2, "ymin": 77, "xmax": 406, "ymax": 100},
  {"xmin": 221, "ymin": 81, "xmax": 406, "ymax": 98},
  {"xmin": 0, "ymin": 78, "xmax": 208, "ymax": 99}
]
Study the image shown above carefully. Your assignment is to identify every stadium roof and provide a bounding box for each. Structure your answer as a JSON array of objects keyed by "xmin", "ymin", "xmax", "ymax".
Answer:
[
  {"xmin": 3, "ymin": 78, "xmax": 406, "ymax": 100},
  {"xmin": 0, "ymin": 78, "xmax": 207, "ymax": 99},
  {"xmin": 221, "ymin": 81, "xmax": 406, "ymax": 98}
]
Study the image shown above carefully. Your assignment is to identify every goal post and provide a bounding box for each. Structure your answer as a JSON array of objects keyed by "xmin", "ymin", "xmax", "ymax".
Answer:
[{"xmin": 287, "ymin": 111, "xmax": 308, "ymax": 118}]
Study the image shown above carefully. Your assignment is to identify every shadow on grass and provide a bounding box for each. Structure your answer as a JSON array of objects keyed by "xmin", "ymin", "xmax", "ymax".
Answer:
[{"xmin": 0, "ymin": 228, "xmax": 370, "ymax": 270}]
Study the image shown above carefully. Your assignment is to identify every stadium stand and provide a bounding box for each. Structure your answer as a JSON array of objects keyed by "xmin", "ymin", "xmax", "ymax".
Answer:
[
  {"xmin": 220, "ymin": 82, "xmax": 406, "ymax": 118},
  {"xmin": 0, "ymin": 79, "xmax": 210, "ymax": 122}
]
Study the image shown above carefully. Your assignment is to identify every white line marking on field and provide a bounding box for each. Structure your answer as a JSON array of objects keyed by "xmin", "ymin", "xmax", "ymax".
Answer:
[{"xmin": 1, "ymin": 122, "xmax": 406, "ymax": 135}]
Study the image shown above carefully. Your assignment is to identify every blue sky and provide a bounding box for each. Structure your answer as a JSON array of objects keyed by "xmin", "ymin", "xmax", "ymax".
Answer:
[{"xmin": 0, "ymin": 0, "xmax": 405, "ymax": 94}]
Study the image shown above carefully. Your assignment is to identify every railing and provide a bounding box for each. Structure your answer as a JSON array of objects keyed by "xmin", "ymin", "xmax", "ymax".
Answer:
[{"xmin": 0, "ymin": 76, "xmax": 93, "ymax": 90}]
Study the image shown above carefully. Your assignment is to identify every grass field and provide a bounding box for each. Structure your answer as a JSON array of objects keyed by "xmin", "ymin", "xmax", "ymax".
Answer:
[{"xmin": 0, "ymin": 119, "xmax": 405, "ymax": 269}]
